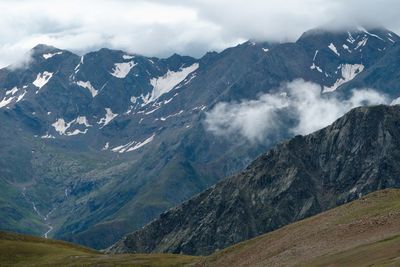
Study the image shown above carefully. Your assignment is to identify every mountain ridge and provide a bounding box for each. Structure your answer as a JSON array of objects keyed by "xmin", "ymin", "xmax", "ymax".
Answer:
[
  {"xmin": 108, "ymin": 104, "xmax": 400, "ymax": 255},
  {"xmin": 1, "ymin": 26, "xmax": 400, "ymax": 249}
]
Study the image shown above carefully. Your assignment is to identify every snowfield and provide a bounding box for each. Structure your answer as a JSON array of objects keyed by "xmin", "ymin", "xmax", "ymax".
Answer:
[
  {"xmin": 110, "ymin": 61, "xmax": 136, "ymax": 78},
  {"xmin": 146, "ymin": 63, "xmax": 199, "ymax": 104},
  {"xmin": 33, "ymin": 71, "xmax": 53, "ymax": 91}
]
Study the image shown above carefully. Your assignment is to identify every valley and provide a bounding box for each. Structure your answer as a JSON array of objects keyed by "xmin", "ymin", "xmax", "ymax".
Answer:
[
  {"xmin": 3, "ymin": 1, "xmax": 400, "ymax": 266},
  {"xmin": 3, "ymin": 189, "xmax": 400, "ymax": 266},
  {"xmin": 1, "ymin": 23, "xmax": 400, "ymax": 266}
]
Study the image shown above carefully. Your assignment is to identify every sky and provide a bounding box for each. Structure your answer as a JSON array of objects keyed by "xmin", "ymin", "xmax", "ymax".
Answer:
[{"xmin": 1, "ymin": 0, "xmax": 400, "ymax": 67}]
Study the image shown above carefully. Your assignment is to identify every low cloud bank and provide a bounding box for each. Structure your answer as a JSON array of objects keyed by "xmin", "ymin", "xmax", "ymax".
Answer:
[
  {"xmin": 1, "ymin": 0, "xmax": 400, "ymax": 68},
  {"xmin": 205, "ymin": 79, "xmax": 389, "ymax": 143}
]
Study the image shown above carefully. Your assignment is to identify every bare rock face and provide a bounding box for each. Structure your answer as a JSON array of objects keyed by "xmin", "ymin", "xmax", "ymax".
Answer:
[{"xmin": 108, "ymin": 105, "xmax": 400, "ymax": 255}]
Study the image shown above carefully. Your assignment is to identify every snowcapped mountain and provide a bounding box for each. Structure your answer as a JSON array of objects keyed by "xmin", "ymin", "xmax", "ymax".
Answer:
[{"xmin": 0, "ymin": 26, "xmax": 399, "ymax": 249}]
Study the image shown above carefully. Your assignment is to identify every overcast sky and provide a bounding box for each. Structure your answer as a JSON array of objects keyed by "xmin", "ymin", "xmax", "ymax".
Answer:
[{"xmin": 1, "ymin": 0, "xmax": 400, "ymax": 67}]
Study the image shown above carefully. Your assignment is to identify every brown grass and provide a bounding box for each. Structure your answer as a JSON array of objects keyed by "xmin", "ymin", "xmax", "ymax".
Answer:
[{"xmin": 199, "ymin": 189, "xmax": 400, "ymax": 267}]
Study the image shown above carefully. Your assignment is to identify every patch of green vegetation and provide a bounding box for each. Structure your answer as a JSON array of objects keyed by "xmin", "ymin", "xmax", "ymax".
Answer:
[{"xmin": 0, "ymin": 231, "xmax": 200, "ymax": 267}]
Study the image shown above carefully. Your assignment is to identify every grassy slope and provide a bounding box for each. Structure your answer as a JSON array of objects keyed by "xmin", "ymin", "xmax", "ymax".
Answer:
[
  {"xmin": 4, "ymin": 189, "xmax": 400, "ymax": 267},
  {"xmin": 0, "ymin": 231, "xmax": 199, "ymax": 267},
  {"xmin": 300, "ymin": 235, "xmax": 400, "ymax": 267},
  {"xmin": 200, "ymin": 189, "xmax": 400, "ymax": 267}
]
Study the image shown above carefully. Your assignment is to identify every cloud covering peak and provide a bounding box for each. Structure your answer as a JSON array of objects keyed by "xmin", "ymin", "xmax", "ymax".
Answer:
[{"xmin": 1, "ymin": 0, "xmax": 400, "ymax": 67}]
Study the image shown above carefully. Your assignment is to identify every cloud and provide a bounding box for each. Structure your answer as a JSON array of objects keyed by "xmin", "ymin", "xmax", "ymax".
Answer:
[
  {"xmin": 0, "ymin": 44, "xmax": 34, "ymax": 71},
  {"xmin": 1, "ymin": 0, "xmax": 400, "ymax": 67},
  {"xmin": 205, "ymin": 80, "xmax": 389, "ymax": 143},
  {"xmin": 182, "ymin": 0, "xmax": 400, "ymax": 40},
  {"xmin": 0, "ymin": 0, "xmax": 236, "ymax": 67}
]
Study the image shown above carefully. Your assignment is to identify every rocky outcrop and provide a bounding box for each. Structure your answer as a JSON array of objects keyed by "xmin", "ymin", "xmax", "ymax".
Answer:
[{"xmin": 108, "ymin": 105, "xmax": 400, "ymax": 255}]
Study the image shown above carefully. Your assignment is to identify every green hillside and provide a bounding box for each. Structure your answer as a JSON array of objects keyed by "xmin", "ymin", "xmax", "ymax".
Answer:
[{"xmin": 0, "ymin": 231, "xmax": 199, "ymax": 267}]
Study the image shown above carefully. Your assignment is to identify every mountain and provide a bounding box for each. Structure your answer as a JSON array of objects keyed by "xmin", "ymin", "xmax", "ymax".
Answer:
[
  {"xmin": 3, "ymin": 189, "xmax": 400, "ymax": 266},
  {"xmin": 108, "ymin": 104, "xmax": 400, "ymax": 255},
  {"xmin": 1, "ymin": 26, "xmax": 400, "ymax": 249},
  {"xmin": 339, "ymin": 41, "xmax": 400, "ymax": 98}
]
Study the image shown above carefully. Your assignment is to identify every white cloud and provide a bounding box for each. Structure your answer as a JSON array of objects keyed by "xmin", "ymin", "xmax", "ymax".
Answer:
[
  {"xmin": 0, "ymin": 0, "xmax": 400, "ymax": 67},
  {"xmin": 0, "ymin": 0, "xmax": 234, "ymax": 67},
  {"xmin": 2, "ymin": 46, "xmax": 34, "ymax": 71},
  {"xmin": 205, "ymin": 80, "xmax": 389, "ymax": 143}
]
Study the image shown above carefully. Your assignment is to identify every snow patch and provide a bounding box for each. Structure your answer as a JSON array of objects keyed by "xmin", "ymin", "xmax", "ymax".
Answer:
[
  {"xmin": 76, "ymin": 81, "xmax": 98, "ymax": 97},
  {"xmin": 310, "ymin": 63, "xmax": 322, "ymax": 73},
  {"xmin": 52, "ymin": 119, "xmax": 70, "ymax": 135},
  {"xmin": 147, "ymin": 63, "xmax": 199, "ymax": 103},
  {"xmin": 313, "ymin": 50, "xmax": 319, "ymax": 61},
  {"xmin": 43, "ymin": 51, "xmax": 63, "ymax": 59},
  {"xmin": 128, "ymin": 134, "xmax": 155, "ymax": 152},
  {"xmin": 41, "ymin": 133, "xmax": 55, "ymax": 139},
  {"xmin": 110, "ymin": 61, "xmax": 136, "ymax": 78},
  {"xmin": 130, "ymin": 96, "xmax": 137, "ymax": 104},
  {"xmin": 160, "ymin": 110, "xmax": 183, "ymax": 121},
  {"xmin": 33, "ymin": 71, "xmax": 53, "ymax": 90},
  {"xmin": 6, "ymin": 87, "xmax": 18, "ymax": 96},
  {"xmin": 102, "ymin": 142, "xmax": 110, "ymax": 150},
  {"xmin": 16, "ymin": 91, "xmax": 27, "ymax": 102},
  {"xmin": 112, "ymin": 134, "xmax": 155, "ymax": 153},
  {"xmin": 347, "ymin": 32, "xmax": 355, "ymax": 44},
  {"xmin": 342, "ymin": 44, "xmax": 351, "ymax": 53},
  {"xmin": 67, "ymin": 129, "xmax": 88, "ymax": 136},
  {"xmin": 98, "ymin": 108, "xmax": 118, "ymax": 128},
  {"xmin": 74, "ymin": 56, "xmax": 84, "ymax": 74},
  {"xmin": 52, "ymin": 116, "xmax": 91, "ymax": 136},
  {"xmin": 358, "ymin": 27, "xmax": 384, "ymax": 41},
  {"xmin": 193, "ymin": 105, "xmax": 207, "ymax": 111},
  {"xmin": 355, "ymin": 38, "xmax": 368, "ymax": 50},
  {"xmin": 75, "ymin": 116, "xmax": 92, "ymax": 127},
  {"xmin": 262, "ymin": 48, "xmax": 269, "ymax": 52},
  {"xmin": 0, "ymin": 96, "xmax": 15, "ymax": 108},
  {"xmin": 163, "ymin": 93, "xmax": 178, "ymax": 105},
  {"xmin": 145, "ymin": 107, "xmax": 160, "ymax": 115},
  {"xmin": 328, "ymin": 43, "xmax": 340, "ymax": 56},
  {"xmin": 122, "ymin": 54, "xmax": 134, "ymax": 60},
  {"xmin": 0, "ymin": 87, "xmax": 24, "ymax": 106},
  {"xmin": 323, "ymin": 64, "xmax": 364, "ymax": 93}
]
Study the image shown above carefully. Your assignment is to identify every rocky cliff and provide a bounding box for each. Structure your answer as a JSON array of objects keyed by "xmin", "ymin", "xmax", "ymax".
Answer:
[{"xmin": 108, "ymin": 104, "xmax": 400, "ymax": 255}]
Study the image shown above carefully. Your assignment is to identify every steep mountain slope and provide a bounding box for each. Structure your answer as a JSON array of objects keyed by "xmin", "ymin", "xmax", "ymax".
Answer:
[
  {"xmin": 199, "ymin": 189, "xmax": 400, "ymax": 267},
  {"xmin": 0, "ymin": 26, "xmax": 399, "ymax": 249},
  {"xmin": 340, "ymin": 42, "xmax": 400, "ymax": 98},
  {"xmin": 108, "ymin": 105, "xmax": 400, "ymax": 255}
]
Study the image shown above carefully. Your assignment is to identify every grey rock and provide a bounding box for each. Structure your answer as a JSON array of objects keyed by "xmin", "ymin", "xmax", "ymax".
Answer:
[{"xmin": 108, "ymin": 105, "xmax": 400, "ymax": 255}]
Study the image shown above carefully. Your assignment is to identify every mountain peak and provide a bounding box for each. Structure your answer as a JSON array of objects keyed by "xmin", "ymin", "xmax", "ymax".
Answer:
[
  {"xmin": 31, "ymin": 44, "xmax": 61, "ymax": 54},
  {"xmin": 297, "ymin": 25, "xmax": 399, "ymax": 43}
]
